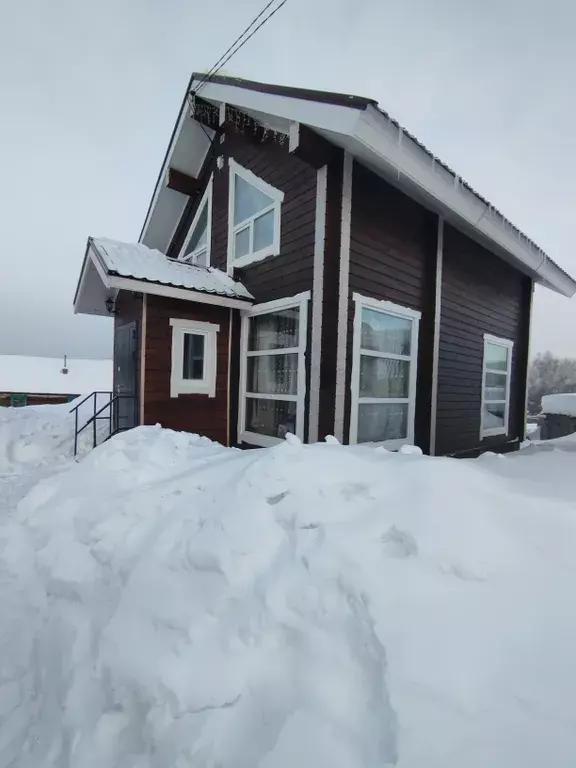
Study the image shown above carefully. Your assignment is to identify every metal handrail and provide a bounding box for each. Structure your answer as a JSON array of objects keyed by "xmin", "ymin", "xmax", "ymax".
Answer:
[{"xmin": 73, "ymin": 390, "xmax": 137, "ymax": 456}]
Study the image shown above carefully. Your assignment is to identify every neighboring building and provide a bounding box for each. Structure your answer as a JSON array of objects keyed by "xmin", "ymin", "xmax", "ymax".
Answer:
[
  {"xmin": 0, "ymin": 355, "xmax": 113, "ymax": 407},
  {"xmin": 73, "ymin": 74, "xmax": 576, "ymax": 455},
  {"xmin": 540, "ymin": 393, "xmax": 576, "ymax": 440}
]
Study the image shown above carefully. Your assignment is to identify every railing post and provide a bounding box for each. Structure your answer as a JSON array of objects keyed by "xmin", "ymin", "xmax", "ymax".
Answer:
[
  {"xmin": 92, "ymin": 393, "xmax": 97, "ymax": 448},
  {"xmin": 74, "ymin": 407, "xmax": 78, "ymax": 457},
  {"xmin": 109, "ymin": 392, "xmax": 112, "ymax": 438}
]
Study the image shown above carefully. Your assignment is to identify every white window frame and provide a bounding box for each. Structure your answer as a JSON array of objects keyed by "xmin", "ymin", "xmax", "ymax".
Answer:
[
  {"xmin": 349, "ymin": 294, "xmax": 421, "ymax": 450},
  {"xmin": 238, "ymin": 291, "xmax": 310, "ymax": 447},
  {"xmin": 480, "ymin": 333, "xmax": 514, "ymax": 439},
  {"xmin": 169, "ymin": 318, "xmax": 219, "ymax": 398},
  {"xmin": 178, "ymin": 175, "xmax": 213, "ymax": 266},
  {"xmin": 227, "ymin": 158, "xmax": 284, "ymax": 272}
]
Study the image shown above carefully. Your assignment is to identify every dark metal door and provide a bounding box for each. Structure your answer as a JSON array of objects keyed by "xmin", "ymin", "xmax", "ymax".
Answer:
[{"xmin": 114, "ymin": 322, "xmax": 138, "ymax": 430}]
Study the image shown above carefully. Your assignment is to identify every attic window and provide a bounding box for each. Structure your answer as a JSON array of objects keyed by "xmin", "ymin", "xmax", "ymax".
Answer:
[
  {"xmin": 179, "ymin": 176, "xmax": 213, "ymax": 266},
  {"xmin": 227, "ymin": 159, "xmax": 284, "ymax": 271}
]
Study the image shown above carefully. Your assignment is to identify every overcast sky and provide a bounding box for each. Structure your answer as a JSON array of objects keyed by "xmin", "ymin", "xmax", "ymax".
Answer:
[{"xmin": 1, "ymin": 0, "xmax": 575, "ymax": 361}]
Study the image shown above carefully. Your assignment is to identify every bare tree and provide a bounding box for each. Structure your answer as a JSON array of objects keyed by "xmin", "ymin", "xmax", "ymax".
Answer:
[{"xmin": 527, "ymin": 352, "xmax": 576, "ymax": 414}]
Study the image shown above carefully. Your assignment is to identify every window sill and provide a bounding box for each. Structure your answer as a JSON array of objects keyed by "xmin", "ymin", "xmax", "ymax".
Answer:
[
  {"xmin": 170, "ymin": 383, "xmax": 215, "ymax": 399},
  {"xmin": 239, "ymin": 430, "xmax": 284, "ymax": 448},
  {"xmin": 230, "ymin": 245, "xmax": 279, "ymax": 271},
  {"xmin": 481, "ymin": 427, "xmax": 508, "ymax": 439}
]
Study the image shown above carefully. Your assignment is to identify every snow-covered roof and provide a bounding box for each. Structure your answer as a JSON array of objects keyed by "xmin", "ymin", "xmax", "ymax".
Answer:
[
  {"xmin": 541, "ymin": 393, "xmax": 576, "ymax": 418},
  {"xmin": 0, "ymin": 355, "xmax": 113, "ymax": 396},
  {"xmin": 91, "ymin": 237, "xmax": 253, "ymax": 300}
]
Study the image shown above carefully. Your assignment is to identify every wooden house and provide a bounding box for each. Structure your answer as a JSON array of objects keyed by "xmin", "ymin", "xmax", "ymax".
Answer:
[{"xmin": 73, "ymin": 75, "xmax": 576, "ymax": 455}]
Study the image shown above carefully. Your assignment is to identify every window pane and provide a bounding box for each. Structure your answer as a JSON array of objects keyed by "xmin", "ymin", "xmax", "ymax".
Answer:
[
  {"xmin": 360, "ymin": 356, "xmax": 409, "ymax": 398},
  {"xmin": 361, "ymin": 309, "xmax": 412, "ymax": 355},
  {"xmin": 248, "ymin": 308, "xmax": 299, "ymax": 351},
  {"xmin": 245, "ymin": 397, "xmax": 297, "ymax": 439},
  {"xmin": 253, "ymin": 209, "xmax": 275, "ymax": 252},
  {"xmin": 185, "ymin": 203, "xmax": 208, "ymax": 255},
  {"xmin": 484, "ymin": 371, "xmax": 507, "ymax": 401},
  {"xmin": 357, "ymin": 403, "xmax": 408, "ymax": 443},
  {"xmin": 234, "ymin": 174, "xmax": 274, "ymax": 225},
  {"xmin": 247, "ymin": 354, "xmax": 298, "ymax": 395},
  {"xmin": 234, "ymin": 226, "xmax": 250, "ymax": 259},
  {"xmin": 183, "ymin": 334, "xmax": 205, "ymax": 381},
  {"xmin": 485, "ymin": 342, "xmax": 509, "ymax": 371},
  {"xmin": 484, "ymin": 402, "xmax": 505, "ymax": 430}
]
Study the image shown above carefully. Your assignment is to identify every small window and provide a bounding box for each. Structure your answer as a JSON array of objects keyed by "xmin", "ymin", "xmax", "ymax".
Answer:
[
  {"xmin": 481, "ymin": 334, "xmax": 513, "ymax": 438},
  {"xmin": 227, "ymin": 159, "xmax": 284, "ymax": 271},
  {"xmin": 350, "ymin": 295, "xmax": 421, "ymax": 449},
  {"xmin": 239, "ymin": 293, "xmax": 309, "ymax": 446},
  {"xmin": 170, "ymin": 319, "xmax": 219, "ymax": 397},
  {"xmin": 179, "ymin": 177, "xmax": 213, "ymax": 266}
]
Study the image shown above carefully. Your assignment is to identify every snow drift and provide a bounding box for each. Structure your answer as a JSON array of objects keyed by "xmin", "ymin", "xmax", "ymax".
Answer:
[{"xmin": 2, "ymin": 411, "xmax": 576, "ymax": 766}]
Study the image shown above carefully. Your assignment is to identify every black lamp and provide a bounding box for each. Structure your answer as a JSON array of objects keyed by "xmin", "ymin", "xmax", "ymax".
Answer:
[{"xmin": 105, "ymin": 297, "xmax": 116, "ymax": 315}]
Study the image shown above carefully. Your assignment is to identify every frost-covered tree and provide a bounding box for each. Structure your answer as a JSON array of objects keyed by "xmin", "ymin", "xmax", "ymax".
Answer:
[{"xmin": 527, "ymin": 351, "xmax": 576, "ymax": 414}]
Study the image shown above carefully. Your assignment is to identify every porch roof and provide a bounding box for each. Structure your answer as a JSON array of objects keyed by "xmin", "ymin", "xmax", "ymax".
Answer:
[{"xmin": 74, "ymin": 238, "xmax": 253, "ymax": 316}]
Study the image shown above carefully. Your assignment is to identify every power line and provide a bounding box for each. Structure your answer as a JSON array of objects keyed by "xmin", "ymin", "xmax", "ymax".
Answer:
[{"xmin": 193, "ymin": 0, "xmax": 289, "ymax": 96}]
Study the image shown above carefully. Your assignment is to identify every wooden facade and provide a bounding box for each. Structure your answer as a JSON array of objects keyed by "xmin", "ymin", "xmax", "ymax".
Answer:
[{"xmin": 96, "ymin": 87, "xmax": 553, "ymax": 457}]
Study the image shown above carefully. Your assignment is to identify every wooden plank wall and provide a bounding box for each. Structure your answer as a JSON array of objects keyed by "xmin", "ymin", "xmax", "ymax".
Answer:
[
  {"xmin": 142, "ymin": 295, "xmax": 231, "ymax": 445},
  {"xmin": 346, "ymin": 162, "xmax": 438, "ymax": 451},
  {"xmin": 435, "ymin": 225, "xmax": 531, "ymax": 456}
]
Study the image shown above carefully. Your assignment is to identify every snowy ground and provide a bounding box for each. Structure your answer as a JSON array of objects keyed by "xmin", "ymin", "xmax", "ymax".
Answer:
[{"xmin": 2, "ymin": 407, "xmax": 576, "ymax": 767}]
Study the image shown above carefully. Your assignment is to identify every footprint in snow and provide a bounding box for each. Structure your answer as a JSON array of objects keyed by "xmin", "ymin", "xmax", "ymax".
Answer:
[{"xmin": 381, "ymin": 526, "xmax": 418, "ymax": 558}]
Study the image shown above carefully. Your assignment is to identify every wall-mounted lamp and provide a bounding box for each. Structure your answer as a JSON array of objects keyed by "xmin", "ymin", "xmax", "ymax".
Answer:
[{"xmin": 105, "ymin": 297, "xmax": 117, "ymax": 315}]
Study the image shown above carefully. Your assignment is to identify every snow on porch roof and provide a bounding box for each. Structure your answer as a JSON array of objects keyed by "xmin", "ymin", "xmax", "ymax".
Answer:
[{"xmin": 91, "ymin": 238, "xmax": 253, "ymax": 300}]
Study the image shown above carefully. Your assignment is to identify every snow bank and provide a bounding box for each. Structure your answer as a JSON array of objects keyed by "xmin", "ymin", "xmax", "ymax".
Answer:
[
  {"xmin": 2, "ymin": 414, "xmax": 576, "ymax": 766},
  {"xmin": 541, "ymin": 392, "xmax": 576, "ymax": 417}
]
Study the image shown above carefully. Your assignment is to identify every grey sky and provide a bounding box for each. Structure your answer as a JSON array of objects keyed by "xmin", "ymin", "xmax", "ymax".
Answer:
[{"xmin": 1, "ymin": 0, "xmax": 575, "ymax": 361}]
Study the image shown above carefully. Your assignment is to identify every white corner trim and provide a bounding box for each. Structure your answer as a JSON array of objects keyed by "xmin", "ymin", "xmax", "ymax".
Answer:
[
  {"xmin": 334, "ymin": 151, "xmax": 353, "ymax": 442},
  {"xmin": 349, "ymin": 294, "xmax": 421, "ymax": 448},
  {"xmin": 169, "ymin": 318, "xmax": 219, "ymax": 398},
  {"xmin": 139, "ymin": 293, "xmax": 147, "ymax": 425},
  {"xmin": 238, "ymin": 292, "xmax": 310, "ymax": 446},
  {"xmin": 429, "ymin": 216, "xmax": 444, "ymax": 456},
  {"xmin": 308, "ymin": 165, "xmax": 328, "ymax": 444},
  {"xmin": 219, "ymin": 102, "xmax": 226, "ymax": 126},
  {"xmin": 177, "ymin": 174, "xmax": 213, "ymax": 265},
  {"xmin": 289, "ymin": 122, "xmax": 300, "ymax": 153},
  {"xmin": 480, "ymin": 334, "xmax": 514, "ymax": 439}
]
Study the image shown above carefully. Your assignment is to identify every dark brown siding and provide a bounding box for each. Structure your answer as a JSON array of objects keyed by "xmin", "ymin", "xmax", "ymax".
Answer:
[
  {"xmin": 346, "ymin": 162, "xmax": 438, "ymax": 450},
  {"xmin": 142, "ymin": 295, "xmax": 232, "ymax": 446},
  {"xmin": 435, "ymin": 225, "xmax": 532, "ymax": 456}
]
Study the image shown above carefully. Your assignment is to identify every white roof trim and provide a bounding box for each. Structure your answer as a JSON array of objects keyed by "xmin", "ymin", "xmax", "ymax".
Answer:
[{"xmin": 187, "ymin": 78, "xmax": 575, "ymax": 298}]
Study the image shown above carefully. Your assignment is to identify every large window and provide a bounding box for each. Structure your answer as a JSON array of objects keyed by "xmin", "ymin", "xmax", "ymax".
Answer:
[
  {"xmin": 481, "ymin": 334, "xmax": 513, "ymax": 438},
  {"xmin": 350, "ymin": 294, "xmax": 420, "ymax": 449},
  {"xmin": 170, "ymin": 318, "xmax": 219, "ymax": 397},
  {"xmin": 179, "ymin": 177, "xmax": 213, "ymax": 266},
  {"xmin": 239, "ymin": 293, "xmax": 309, "ymax": 446},
  {"xmin": 227, "ymin": 159, "xmax": 283, "ymax": 271}
]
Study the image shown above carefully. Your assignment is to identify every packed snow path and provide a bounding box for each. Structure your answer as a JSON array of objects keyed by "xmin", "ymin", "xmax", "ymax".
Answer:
[{"xmin": 2, "ymin": 405, "xmax": 576, "ymax": 767}]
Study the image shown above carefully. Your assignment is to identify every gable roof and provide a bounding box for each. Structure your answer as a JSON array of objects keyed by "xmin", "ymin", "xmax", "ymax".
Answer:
[
  {"xmin": 141, "ymin": 73, "xmax": 575, "ymax": 298},
  {"xmin": 0, "ymin": 355, "xmax": 112, "ymax": 396}
]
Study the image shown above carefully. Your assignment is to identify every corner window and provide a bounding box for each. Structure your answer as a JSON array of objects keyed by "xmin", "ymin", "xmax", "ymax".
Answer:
[
  {"xmin": 239, "ymin": 292, "xmax": 309, "ymax": 446},
  {"xmin": 179, "ymin": 176, "xmax": 213, "ymax": 266},
  {"xmin": 170, "ymin": 318, "xmax": 219, "ymax": 397},
  {"xmin": 227, "ymin": 159, "xmax": 283, "ymax": 271},
  {"xmin": 350, "ymin": 294, "xmax": 420, "ymax": 449},
  {"xmin": 481, "ymin": 334, "xmax": 513, "ymax": 438}
]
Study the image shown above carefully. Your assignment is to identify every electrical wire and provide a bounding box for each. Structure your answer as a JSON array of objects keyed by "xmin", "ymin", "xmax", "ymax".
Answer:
[{"xmin": 193, "ymin": 0, "xmax": 289, "ymax": 95}]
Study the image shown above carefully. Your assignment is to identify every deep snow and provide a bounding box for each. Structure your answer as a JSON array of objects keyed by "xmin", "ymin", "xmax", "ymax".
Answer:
[{"xmin": 2, "ymin": 407, "xmax": 576, "ymax": 767}]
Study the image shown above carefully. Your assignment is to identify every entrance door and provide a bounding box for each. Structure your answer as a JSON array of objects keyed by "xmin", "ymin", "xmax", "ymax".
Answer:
[{"xmin": 114, "ymin": 322, "xmax": 138, "ymax": 430}]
